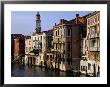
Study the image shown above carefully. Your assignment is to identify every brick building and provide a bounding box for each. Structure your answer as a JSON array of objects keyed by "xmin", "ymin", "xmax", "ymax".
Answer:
[{"xmin": 11, "ymin": 34, "xmax": 25, "ymax": 61}]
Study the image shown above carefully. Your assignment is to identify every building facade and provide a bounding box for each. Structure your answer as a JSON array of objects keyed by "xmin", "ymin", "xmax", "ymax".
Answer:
[
  {"xmin": 25, "ymin": 12, "xmax": 54, "ymax": 67},
  {"xmin": 52, "ymin": 19, "xmax": 72, "ymax": 71},
  {"xmin": 80, "ymin": 11, "xmax": 100, "ymax": 76},
  {"xmin": 11, "ymin": 34, "xmax": 25, "ymax": 62},
  {"xmin": 24, "ymin": 36, "xmax": 31, "ymax": 64},
  {"xmin": 52, "ymin": 14, "xmax": 86, "ymax": 72},
  {"xmin": 25, "ymin": 32, "xmax": 47, "ymax": 67},
  {"xmin": 71, "ymin": 14, "xmax": 87, "ymax": 73}
]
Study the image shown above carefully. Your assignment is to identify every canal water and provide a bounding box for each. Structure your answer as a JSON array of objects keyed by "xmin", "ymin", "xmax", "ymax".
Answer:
[{"xmin": 11, "ymin": 63, "xmax": 79, "ymax": 77}]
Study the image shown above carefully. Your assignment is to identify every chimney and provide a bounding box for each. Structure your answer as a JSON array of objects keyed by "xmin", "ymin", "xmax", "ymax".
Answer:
[
  {"xmin": 76, "ymin": 14, "xmax": 79, "ymax": 24},
  {"xmin": 55, "ymin": 23, "xmax": 56, "ymax": 25},
  {"xmin": 60, "ymin": 19, "xmax": 63, "ymax": 24}
]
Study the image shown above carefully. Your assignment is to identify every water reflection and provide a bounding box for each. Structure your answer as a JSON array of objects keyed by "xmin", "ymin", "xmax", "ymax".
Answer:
[{"xmin": 11, "ymin": 63, "xmax": 77, "ymax": 77}]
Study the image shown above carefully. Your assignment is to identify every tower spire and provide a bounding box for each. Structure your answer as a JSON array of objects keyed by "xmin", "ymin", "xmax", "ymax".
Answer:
[
  {"xmin": 36, "ymin": 11, "xmax": 40, "ymax": 16},
  {"xmin": 35, "ymin": 11, "xmax": 41, "ymax": 33}
]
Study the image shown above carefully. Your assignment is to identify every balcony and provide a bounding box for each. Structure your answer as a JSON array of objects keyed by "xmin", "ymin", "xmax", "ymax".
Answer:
[
  {"xmin": 89, "ymin": 33, "xmax": 100, "ymax": 39},
  {"xmin": 89, "ymin": 34, "xmax": 95, "ymax": 38},
  {"xmin": 60, "ymin": 38, "xmax": 66, "ymax": 43},
  {"xmin": 89, "ymin": 47, "xmax": 99, "ymax": 51},
  {"xmin": 53, "ymin": 38, "xmax": 66, "ymax": 43},
  {"xmin": 53, "ymin": 39, "xmax": 58, "ymax": 43}
]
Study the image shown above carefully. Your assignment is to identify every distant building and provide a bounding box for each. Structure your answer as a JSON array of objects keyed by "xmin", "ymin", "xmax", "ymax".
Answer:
[
  {"xmin": 80, "ymin": 11, "xmax": 100, "ymax": 76},
  {"xmin": 11, "ymin": 34, "xmax": 25, "ymax": 61}
]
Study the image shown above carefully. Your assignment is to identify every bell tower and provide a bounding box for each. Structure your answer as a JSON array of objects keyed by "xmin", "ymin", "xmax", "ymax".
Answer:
[{"xmin": 35, "ymin": 12, "xmax": 41, "ymax": 33}]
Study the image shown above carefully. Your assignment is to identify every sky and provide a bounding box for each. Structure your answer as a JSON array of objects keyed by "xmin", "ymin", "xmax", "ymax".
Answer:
[{"xmin": 11, "ymin": 11, "xmax": 93, "ymax": 35}]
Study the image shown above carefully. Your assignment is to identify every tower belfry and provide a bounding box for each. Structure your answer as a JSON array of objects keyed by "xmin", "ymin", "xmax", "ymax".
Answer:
[{"xmin": 35, "ymin": 12, "xmax": 41, "ymax": 33}]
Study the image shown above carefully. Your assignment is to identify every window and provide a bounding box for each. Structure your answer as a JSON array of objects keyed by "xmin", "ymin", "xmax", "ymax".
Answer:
[
  {"xmin": 50, "ymin": 55, "xmax": 52, "ymax": 58},
  {"xmin": 91, "ymin": 40, "xmax": 96, "ymax": 47},
  {"xmin": 92, "ymin": 19, "xmax": 94, "ymax": 24},
  {"xmin": 67, "ymin": 42, "xmax": 71, "ymax": 51},
  {"xmin": 56, "ymin": 44, "xmax": 57, "ymax": 49},
  {"xmin": 26, "ymin": 47, "xmax": 28, "ymax": 52},
  {"xmin": 67, "ymin": 29, "xmax": 71, "ymax": 36},
  {"xmin": 64, "ymin": 29, "xmax": 65, "ymax": 36},
  {"xmin": 67, "ymin": 60, "xmax": 72, "ymax": 65},
  {"xmin": 67, "ymin": 53, "xmax": 70, "ymax": 58},
  {"xmin": 88, "ymin": 63, "xmax": 91, "ymax": 70},
  {"xmin": 92, "ymin": 26, "xmax": 96, "ymax": 34},
  {"xmin": 40, "ymin": 42, "xmax": 42, "ymax": 49},
  {"xmin": 29, "ymin": 47, "xmax": 31, "ymax": 52},
  {"xmin": 56, "ymin": 31, "xmax": 57, "ymax": 36},
  {"xmin": 93, "ymin": 18, "xmax": 95, "ymax": 23},
  {"xmin": 88, "ymin": 20, "xmax": 90, "ymax": 25},
  {"xmin": 91, "ymin": 19, "xmax": 92, "ymax": 25},
  {"xmin": 58, "ymin": 44, "xmax": 60, "ymax": 49},
  {"xmin": 41, "ymin": 36, "xmax": 42, "ymax": 40},
  {"xmin": 60, "ymin": 30, "xmax": 62, "ymax": 36},
  {"xmin": 60, "ymin": 44, "xmax": 61, "ymax": 50},
  {"xmin": 47, "ymin": 55, "xmax": 49, "ymax": 59},
  {"xmin": 58, "ymin": 30, "xmax": 59, "ymax": 36},
  {"xmin": 95, "ymin": 17, "xmax": 97, "ymax": 22},
  {"xmin": 68, "ymin": 61, "xmax": 70, "ymax": 65},
  {"xmin": 29, "ymin": 41, "xmax": 31, "ymax": 45},
  {"xmin": 83, "ymin": 66, "xmax": 86, "ymax": 71}
]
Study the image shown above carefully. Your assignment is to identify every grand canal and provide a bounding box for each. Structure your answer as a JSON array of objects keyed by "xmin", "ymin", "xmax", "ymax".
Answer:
[{"xmin": 11, "ymin": 63, "xmax": 80, "ymax": 77}]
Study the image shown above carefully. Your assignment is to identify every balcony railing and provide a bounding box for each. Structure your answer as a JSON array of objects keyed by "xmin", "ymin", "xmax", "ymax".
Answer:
[
  {"xmin": 88, "ymin": 32, "xmax": 100, "ymax": 39},
  {"xmin": 88, "ymin": 33, "xmax": 95, "ymax": 38},
  {"xmin": 89, "ymin": 47, "xmax": 100, "ymax": 51},
  {"xmin": 53, "ymin": 38, "xmax": 66, "ymax": 43}
]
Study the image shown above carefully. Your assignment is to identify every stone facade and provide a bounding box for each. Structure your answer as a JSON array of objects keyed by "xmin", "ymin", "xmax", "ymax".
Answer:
[
  {"xmin": 25, "ymin": 32, "xmax": 47, "ymax": 67},
  {"xmin": 80, "ymin": 11, "xmax": 100, "ymax": 76}
]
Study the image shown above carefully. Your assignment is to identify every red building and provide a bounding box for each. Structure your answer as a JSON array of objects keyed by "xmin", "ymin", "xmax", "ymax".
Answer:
[{"xmin": 11, "ymin": 34, "xmax": 25, "ymax": 61}]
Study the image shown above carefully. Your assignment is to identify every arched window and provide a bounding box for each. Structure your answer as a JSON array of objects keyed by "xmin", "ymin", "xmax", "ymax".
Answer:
[
  {"xmin": 56, "ymin": 31, "xmax": 57, "ymax": 36},
  {"xmin": 92, "ymin": 26, "xmax": 96, "ymax": 34}
]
